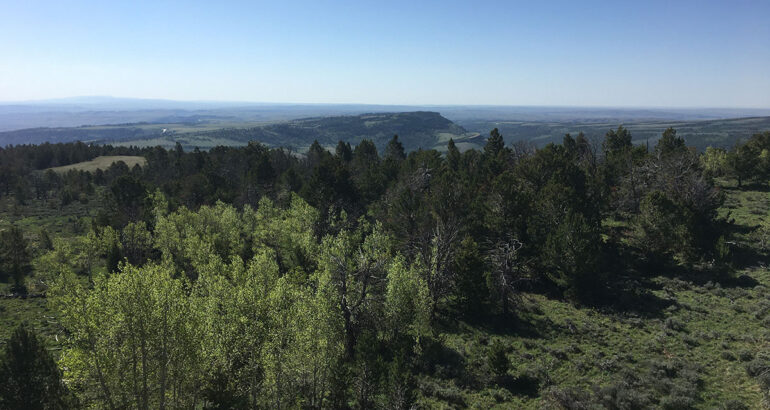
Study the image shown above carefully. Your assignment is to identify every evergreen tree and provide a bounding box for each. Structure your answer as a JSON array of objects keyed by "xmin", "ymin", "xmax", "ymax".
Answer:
[
  {"xmin": 484, "ymin": 128, "xmax": 505, "ymax": 157},
  {"xmin": 446, "ymin": 139, "xmax": 461, "ymax": 172},
  {"xmin": 385, "ymin": 135, "xmax": 406, "ymax": 161},
  {"xmin": 727, "ymin": 141, "xmax": 759, "ymax": 187},
  {"xmin": 335, "ymin": 140, "xmax": 353, "ymax": 162},
  {"xmin": 0, "ymin": 226, "xmax": 31, "ymax": 293},
  {"xmin": 488, "ymin": 339, "xmax": 509, "ymax": 378},
  {"xmin": 0, "ymin": 324, "xmax": 71, "ymax": 410},
  {"xmin": 452, "ymin": 236, "xmax": 488, "ymax": 316},
  {"xmin": 39, "ymin": 228, "xmax": 54, "ymax": 251},
  {"xmin": 306, "ymin": 140, "xmax": 330, "ymax": 168},
  {"xmin": 602, "ymin": 125, "xmax": 632, "ymax": 154}
]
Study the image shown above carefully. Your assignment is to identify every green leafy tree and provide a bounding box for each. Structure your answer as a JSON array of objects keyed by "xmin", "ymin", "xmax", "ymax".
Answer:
[
  {"xmin": 121, "ymin": 221, "xmax": 154, "ymax": 266},
  {"xmin": 701, "ymin": 147, "xmax": 728, "ymax": 178},
  {"xmin": 318, "ymin": 222, "xmax": 391, "ymax": 358},
  {"xmin": 55, "ymin": 264, "xmax": 201, "ymax": 409},
  {"xmin": 384, "ymin": 255, "xmax": 431, "ymax": 344}
]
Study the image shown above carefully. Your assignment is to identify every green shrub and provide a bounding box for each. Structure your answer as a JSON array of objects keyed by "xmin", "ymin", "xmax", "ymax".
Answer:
[
  {"xmin": 720, "ymin": 351, "xmax": 737, "ymax": 361},
  {"xmin": 737, "ymin": 350, "xmax": 754, "ymax": 362},
  {"xmin": 487, "ymin": 339, "xmax": 509, "ymax": 378},
  {"xmin": 719, "ymin": 399, "xmax": 749, "ymax": 410}
]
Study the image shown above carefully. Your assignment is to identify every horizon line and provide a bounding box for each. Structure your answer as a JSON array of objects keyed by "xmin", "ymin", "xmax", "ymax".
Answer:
[{"xmin": 1, "ymin": 95, "xmax": 769, "ymax": 111}]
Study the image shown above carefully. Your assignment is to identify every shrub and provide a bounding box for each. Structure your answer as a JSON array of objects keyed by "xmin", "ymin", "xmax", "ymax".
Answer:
[
  {"xmin": 543, "ymin": 386, "xmax": 592, "ymax": 410},
  {"xmin": 745, "ymin": 359, "xmax": 769, "ymax": 378},
  {"xmin": 721, "ymin": 351, "xmax": 737, "ymax": 361},
  {"xmin": 664, "ymin": 317, "xmax": 686, "ymax": 332},
  {"xmin": 682, "ymin": 335, "xmax": 699, "ymax": 347},
  {"xmin": 719, "ymin": 399, "xmax": 749, "ymax": 410},
  {"xmin": 660, "ymin": 394, "xmax": 695, "ymax": 410},
  {"xmin": 488, "ymin": 339, "xmax": 510, "ymax": 378},
  {"xmin": 737, "ymin": 350, "xmax": 754, "ymax": 362},
  {"xmin": 594, "ymin": 382, "xmax": 652, "ymax": 409}
]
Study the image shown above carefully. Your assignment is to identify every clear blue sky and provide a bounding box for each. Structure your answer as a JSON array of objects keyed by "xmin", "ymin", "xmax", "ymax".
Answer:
[{"xmin": 1, "ymin": 0, "xmax": 768, "ymax": 107}]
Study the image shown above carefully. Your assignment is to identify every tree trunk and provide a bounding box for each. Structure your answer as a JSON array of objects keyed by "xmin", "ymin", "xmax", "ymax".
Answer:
[{"xmin": 158, "ymin": 309, "xmax": 168, "ymax": 410}]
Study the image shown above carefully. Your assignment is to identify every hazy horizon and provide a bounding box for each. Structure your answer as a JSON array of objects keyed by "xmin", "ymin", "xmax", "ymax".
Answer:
[{"xmin": 2, "ymin": 95, "xmax": 770, "ymax": 112}]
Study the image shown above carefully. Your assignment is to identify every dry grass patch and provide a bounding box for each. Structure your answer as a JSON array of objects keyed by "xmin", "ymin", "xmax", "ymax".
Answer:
[{"xmin": 47, "ymin": 156, "xmax": 146, "ymax": 173}]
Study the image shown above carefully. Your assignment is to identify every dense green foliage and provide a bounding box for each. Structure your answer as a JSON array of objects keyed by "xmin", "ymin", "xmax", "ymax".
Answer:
[{"xmin": 1, "ymin": 126, "xmax": 769, "ymax": 408}]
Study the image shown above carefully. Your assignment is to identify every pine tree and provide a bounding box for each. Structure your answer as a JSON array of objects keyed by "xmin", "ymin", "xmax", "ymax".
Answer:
[
  {"xmin": 0, "ymin": 324, "xmax": 71, "ymax": 409},
  {"xmin": 452, "ymin": 236, "xmax": 487, "ymax": 317},
  {"xmin": 0, "ymin": 226, "xmax": 31, "ymax": 293},
  {"xmin": 385, "ymin": 135, "xmax": 406, "ymax": 161},
  {"xmin": 484, "ymin": 128, "xmax": 505, "ymax": 157},
  {"xmin": 446, "ymin": 139, "xmax": 461, "ymax": 172}
]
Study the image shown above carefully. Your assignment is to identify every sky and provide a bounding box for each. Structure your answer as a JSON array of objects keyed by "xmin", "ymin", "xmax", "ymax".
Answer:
[{"xmin": 0, "ymin": 0, "xmax": 768, "ymax": 108}]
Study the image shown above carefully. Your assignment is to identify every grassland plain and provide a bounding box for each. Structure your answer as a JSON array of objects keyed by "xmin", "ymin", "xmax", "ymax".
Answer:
[
  {"xmin": 0, "ymin": 182, "xmax": 769, "ymax": 408},
  {"xmin": 46, "ymin": 155, "xmax": 146, "ymax": 173}
]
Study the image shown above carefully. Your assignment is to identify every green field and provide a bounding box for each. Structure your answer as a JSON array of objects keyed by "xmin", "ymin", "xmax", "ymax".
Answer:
[{"xmin": 47, "ymin": 155, "xmax": 146, "ymax": 173}]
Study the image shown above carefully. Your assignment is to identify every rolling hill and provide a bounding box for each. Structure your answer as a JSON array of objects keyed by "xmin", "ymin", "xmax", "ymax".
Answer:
[{"xmin": 0, "ymin": 111, "xmax": 482, "ymax": 152}]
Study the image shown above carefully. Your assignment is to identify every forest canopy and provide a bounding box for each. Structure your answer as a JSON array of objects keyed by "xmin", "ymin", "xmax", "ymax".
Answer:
[{"xmin": 1, "ymin": 128, "xmax": 769, "ymax": 408}]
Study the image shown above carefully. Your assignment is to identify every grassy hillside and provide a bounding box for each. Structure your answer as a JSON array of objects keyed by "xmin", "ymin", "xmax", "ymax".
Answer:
[
  {"xmin": 113, "ymin": 111, "xmax": 483, "ymax": 152},
  {"xmin": 186, "ymin": 111, "xmax": 479, "ymax": 151},
  {"xmin": 412, "ymin": 181, "xmax": 770, "ymax": 408},
  {"xmin": 46, "ymin": 155, "xmax": 146, "ymax": 173},
  {"xmin": 0, "ymin": 189, "xmax": 107, "ymax": 344},
  {"xmin": 0, "ymin": 112, "xmax": 481, "ymax": 152}
]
